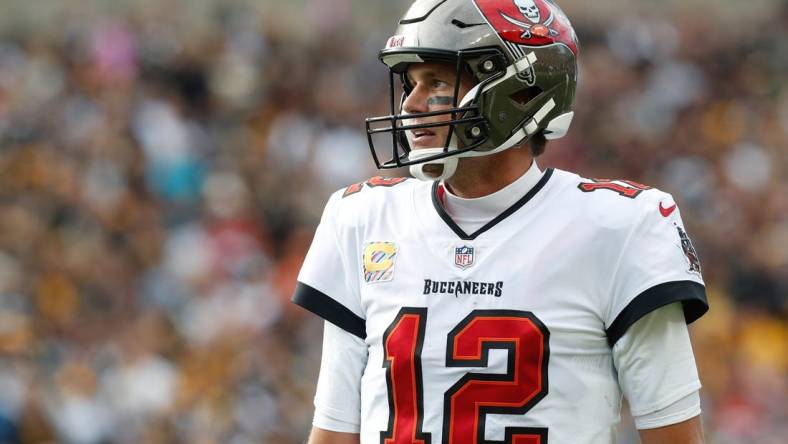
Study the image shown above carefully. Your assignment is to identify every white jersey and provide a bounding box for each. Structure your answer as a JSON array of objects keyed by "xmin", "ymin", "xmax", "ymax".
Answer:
[{"xmin": 294, "ymin": 168, "xmax": 707, "ymax": 444}]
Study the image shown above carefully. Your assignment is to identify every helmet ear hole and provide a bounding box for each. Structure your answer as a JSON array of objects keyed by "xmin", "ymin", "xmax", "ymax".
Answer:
[{"xmin": 509, "ymin": 86, "xmax": 543, "ymax": 107}]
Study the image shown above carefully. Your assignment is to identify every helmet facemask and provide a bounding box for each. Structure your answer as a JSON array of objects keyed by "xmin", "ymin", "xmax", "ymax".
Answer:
[{"xmin": 366, "ymin": 48, "xmax": 508, "ymax": 181}]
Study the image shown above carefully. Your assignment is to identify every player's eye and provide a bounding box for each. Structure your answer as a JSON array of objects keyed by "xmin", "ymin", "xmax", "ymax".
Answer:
[
  {"xmin": 432, "ymin": 79, "xmax": 451, "ymax": 90},
  {"xmin": 403, "ymin": 74, "xmax": 452, "ymax": 93}
]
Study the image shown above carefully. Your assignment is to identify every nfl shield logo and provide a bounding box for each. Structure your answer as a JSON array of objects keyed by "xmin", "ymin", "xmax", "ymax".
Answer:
[{"xmin": 455, "ymin": 246, "xmax": 475, "ymax": 269}]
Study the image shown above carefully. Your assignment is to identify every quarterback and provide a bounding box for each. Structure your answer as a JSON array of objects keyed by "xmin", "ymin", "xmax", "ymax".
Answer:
[{"xmin": 293, "ymin": 1, "xmax": 708, "ymax": 443}]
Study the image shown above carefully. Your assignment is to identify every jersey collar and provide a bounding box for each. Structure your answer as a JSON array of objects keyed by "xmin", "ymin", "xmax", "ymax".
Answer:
[
  {"xmin": 431, "ymin": 167, "xmax": 554, "ymax": 241},
  {"xmin": 440, "ymin": 162, "xmax": 545, "ymax": 223}
]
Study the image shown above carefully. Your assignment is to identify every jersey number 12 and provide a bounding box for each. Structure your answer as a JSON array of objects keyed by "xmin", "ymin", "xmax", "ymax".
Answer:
[{"xmin": 382, "ymin": 308, "xmax": 550, "ymax": 444}]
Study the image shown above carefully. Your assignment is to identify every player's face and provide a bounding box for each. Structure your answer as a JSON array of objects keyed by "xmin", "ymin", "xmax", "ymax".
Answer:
[{"xmin": 402, "ymin": 62, "xmax": 475, "ymax": 151}]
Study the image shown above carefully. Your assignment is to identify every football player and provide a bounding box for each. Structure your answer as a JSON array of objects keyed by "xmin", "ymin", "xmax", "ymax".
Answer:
[{"xmin": 293, "ymin": 1, "xmax": 708, "ymax": 443}]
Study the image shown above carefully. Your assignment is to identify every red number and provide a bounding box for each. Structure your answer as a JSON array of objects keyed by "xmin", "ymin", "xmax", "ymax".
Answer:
[
  {"xmin": 343, "ymin": 177, "xmax": 408, "ymax": 198},
  {"xmin": 382, "ymin": 309, "xmax": 549, "ymax": 444},
  {"xmin": 382, "ymin": 308, "xmax": 431, "ymax": 444},
  {"xmin": 578, "ymin": 179, "xmax": 651, "ymax": 198},
  {"xmin": 444, "ymin": 311, "xmax": 549, "ymax": 444},
  {"xmin": 367, "ymin": 176, "xmax": 409, "ymax": 188},
  {"xmin": 343, "ymin": 182, "xmax": 365, "ymax": 198}
]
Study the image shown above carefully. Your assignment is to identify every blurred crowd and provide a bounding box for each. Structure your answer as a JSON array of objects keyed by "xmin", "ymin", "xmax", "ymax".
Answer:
[{"xmin": 0, "ymin": 0, "xmax": 785, "ymax": 443}]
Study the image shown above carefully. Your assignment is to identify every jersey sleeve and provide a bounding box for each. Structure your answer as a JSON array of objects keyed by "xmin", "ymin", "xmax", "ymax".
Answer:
[
  {"xmin": 292, "ymin": 192, "xmax": 366, "ymax": 339},
  {"xmin": 313, "ymin": 321, "xmax": 366, "ymax": 433},
  {"xmin": 613, "ymin": 303, "xmax": 702, "ymax": 427},
  {"xmin": 605, "ymin": 196, "xmax": 708, "ymax": 346}
]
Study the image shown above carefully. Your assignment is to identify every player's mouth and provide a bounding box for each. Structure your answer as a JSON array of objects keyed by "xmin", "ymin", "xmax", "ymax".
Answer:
[{"xmin": 411, "ymin": 129, "xmax": 438, "ymax": 147}]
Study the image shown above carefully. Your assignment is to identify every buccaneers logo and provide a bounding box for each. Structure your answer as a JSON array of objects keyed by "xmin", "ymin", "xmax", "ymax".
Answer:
[
  {"xmin": 500, "ymin": 0, "xmax": 559, "ymax": 39},
  {"xmin": 675, "ymin": 225, "xmax": 702, "ymax": 275},
  {"xmin": 474, "ymin": 0, "xmax": 578, "ymax": 54}
]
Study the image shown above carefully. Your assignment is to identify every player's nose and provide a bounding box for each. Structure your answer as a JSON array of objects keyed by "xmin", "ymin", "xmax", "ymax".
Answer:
[{"xmin": 402, "ymin": 86, "xmax": 428, "ymax": 115}]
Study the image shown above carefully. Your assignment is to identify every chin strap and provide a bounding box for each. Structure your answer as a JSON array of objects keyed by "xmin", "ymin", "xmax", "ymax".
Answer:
[
  {"xmin": 408, "ymin": 149, "xmax": 459, "ymax": 181},
  {"xmin": 406, "ymin": 126, "xmax": 459, "ymax": 181}
]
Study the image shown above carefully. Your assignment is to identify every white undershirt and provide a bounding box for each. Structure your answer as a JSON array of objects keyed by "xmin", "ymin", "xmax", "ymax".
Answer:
[{"xmin": 441, "ymin": 161, "xmax": 544, "ymax": 233}]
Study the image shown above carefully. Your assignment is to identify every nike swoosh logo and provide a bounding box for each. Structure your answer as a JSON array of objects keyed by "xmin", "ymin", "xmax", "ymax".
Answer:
[{"xmin": 659, "ymin": 202, "xmax": 677, "ymax": 217}]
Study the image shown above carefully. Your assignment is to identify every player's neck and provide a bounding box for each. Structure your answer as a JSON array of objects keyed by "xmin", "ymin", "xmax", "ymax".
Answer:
[{"xmin": 445, "ymin": 150, "xmax": 534, "ymax": 198}]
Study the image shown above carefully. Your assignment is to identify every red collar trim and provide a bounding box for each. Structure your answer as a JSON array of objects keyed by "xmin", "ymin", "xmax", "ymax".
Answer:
[{"xmin": 436, "ymin": 183, "xmax": 446, "ymax": 207}]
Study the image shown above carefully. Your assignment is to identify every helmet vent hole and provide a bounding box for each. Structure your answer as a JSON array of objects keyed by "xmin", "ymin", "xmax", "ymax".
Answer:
[
  {"xmin": 451, "ymin": 19, "xmax": 484, "ymax": 29},
  {"xmin": 510, "ymin": 86, "xmax": 543, "ymax": 107}
]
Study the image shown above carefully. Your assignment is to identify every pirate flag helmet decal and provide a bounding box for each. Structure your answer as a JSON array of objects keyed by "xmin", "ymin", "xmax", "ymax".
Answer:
[
  {"xmin": 476, "ymin": 0, "xmax": 579, "ymax": 54},
  {"xmin": 365, "ymin": 0, "xmax": 579, "ymax": 181}
]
